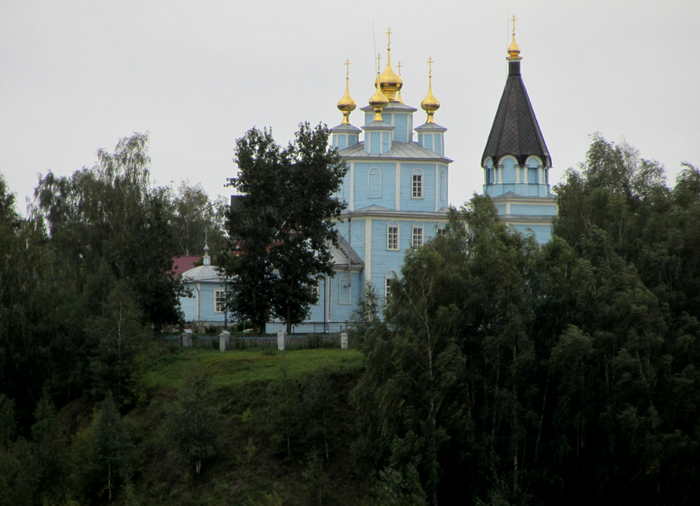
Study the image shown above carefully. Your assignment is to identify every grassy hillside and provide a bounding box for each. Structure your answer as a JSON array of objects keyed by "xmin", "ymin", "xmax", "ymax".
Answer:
[
  {"xmin": 62, "ymin": 345, "xmax": 370, "ymax": 506},
  {"xmin": 144, "ymin": 346, "xmax": 364, "ymax": 388}
]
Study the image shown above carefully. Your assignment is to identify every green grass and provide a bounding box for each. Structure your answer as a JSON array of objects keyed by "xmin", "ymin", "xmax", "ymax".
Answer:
[{"xmin": 143, "ymin": 347, "xmax": 364, "ymax": 389}]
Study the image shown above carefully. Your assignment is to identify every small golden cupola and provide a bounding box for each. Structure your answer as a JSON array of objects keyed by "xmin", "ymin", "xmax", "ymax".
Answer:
[
  {"xmin": 337, "ymin": 59, "xmax": 356, "ymax": 124},
  {"xmin": 396, "ymin": 61, "xmax": 405, "ymax": 104},
  {"xmin": 421, "ymin": 57, "xmax": 440, "ymax": 123},
  {"xmin": 507, "ymin": 15, "xmax": 522, "ymax": 60},
  {"xmin": 377, "ymin": 28, "xmax": 403, "ymax": 102},
  {"xmin": 368, "ymin": 52, "xmax": 389, "ymax": 122}
]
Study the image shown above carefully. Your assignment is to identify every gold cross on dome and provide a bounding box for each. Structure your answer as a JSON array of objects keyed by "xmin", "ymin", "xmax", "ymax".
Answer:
[
  {"xmin": 511, "ymin": 15, "xmax": 517, "ymax": 36},
  {"xmin": 344, "ymin": 59, "xmax": 351, "ymax": 79},
  {"xmin": 376, "ymin": 53, "xmax": 381, "ymax": 74},
  {"xmin": 427, "ymin": 57, "xmax": 434, "ymax": 77},
  {"xmin": 386, "ymin": 27, "xmax": 393, "ymax": 50},
  {"xmin": 397, "ymin": 61, "xmax": 403, "ymax": 75}
]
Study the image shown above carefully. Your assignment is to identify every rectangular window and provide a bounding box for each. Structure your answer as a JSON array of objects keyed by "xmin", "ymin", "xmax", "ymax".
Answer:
[
  {"xmin": 528, "ymin": 167, "xmax": 538, "ymax": 184},
  {"xmin": 412, "ymin": 173, "xmax": 423, "ymax": 198},
  {"xmin": 387, "ymin": 225, "xmax": 399, "ymax": 250},
  {"xmin": 215, "ymin": 290, "xmax": 226, "ymax": 313},
  {"xmin": 412, "ymin": 226, "xmax": 423, "ymax": 247}
]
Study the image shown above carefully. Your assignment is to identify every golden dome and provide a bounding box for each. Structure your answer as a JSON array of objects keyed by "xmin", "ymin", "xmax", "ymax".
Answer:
[
  {"xmin": 337, "ymin": 59, "xmax": 356, "ymax": 124},
  {"xmin": 377, "ymin": 28, "xmax": 403, "ymax": 101},
  {"xmin": 369, "ymin": 78, "xmax": 389, "ymax": 122},
  {"xmin": 396, "ymin": 61, "xmax": 405, "ymax": 104},
  {"xmin": 507, "ymin": 15, "xmax": 522, "ymax": 60},
  {"xmin": 421, "ymin": 58, "xmax": 440, "ymax": 123},
  {"xmin": 507, "ymin": 36, "xmax": 521, "ymax": 60}
]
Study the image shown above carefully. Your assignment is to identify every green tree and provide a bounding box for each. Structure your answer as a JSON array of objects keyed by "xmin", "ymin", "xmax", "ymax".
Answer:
[
  {"xmin": 165, "ymin": 375, "xmax": 222, "ymax": 475},
  {"xmin": 33, "ymin": 133, "xmax": 184, "ymax": 331},
  {"xmin": 0, "ymin": 395, "xmax": 16, "ymax": 449},
  {"xmin": 302, "ymin": 367, "xmax": 337, "ymax": 461},
  {"xmin": 31, "ymin": 388, "xmax": 65, "ymax": 503},
  {"xmin": 266, "ymin": 359, "xmax": 301, "ymax": 458},
  {"xmin": 72, "ymin": 393, "xmax": 130, "ymax": 502},
  {"xmin": 170, "ymin": 181, "xmax": 227, "ymax": 257},
  {"xmin": 87, "ymin": 280, "xmax": 149, "ymax": 405},
  {"xmin": 222, "ymin": 123, "xmax": 346, "ymax": 333}
]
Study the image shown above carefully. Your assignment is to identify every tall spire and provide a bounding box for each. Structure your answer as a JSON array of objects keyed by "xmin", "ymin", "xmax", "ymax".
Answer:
[
  {"xmin": 337, "ymin": 59, "xmax": 356, "ymax": 124},
  {"xmin": 421, "ymin": 57, "xmax": 440, "ymax": 123},
  {"xmin": 482, "ymin": 18, "xmax": 550, "ymax": 167}
]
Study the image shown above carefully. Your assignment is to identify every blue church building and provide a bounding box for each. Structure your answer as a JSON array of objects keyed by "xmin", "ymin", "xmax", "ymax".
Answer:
[{"xmin": 265, "ymin": 27, "xmax": 555, "ymax": 333}]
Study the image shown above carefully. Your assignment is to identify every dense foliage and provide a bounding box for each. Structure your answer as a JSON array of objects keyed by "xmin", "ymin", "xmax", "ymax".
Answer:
[
  {"xmin": 221, "ymin": 123, "xmax": 347, "ymax": 333},
  {"xmin": 352, "ymin": 136, "xmax": 700, "ymax": 505},
  {"xmin": 1, "ymin": 134, "xmax": 699, "ymax": 505},
  {"xmin": 0, "ymin": 134, "xmax": 227, "ymax": 413}
]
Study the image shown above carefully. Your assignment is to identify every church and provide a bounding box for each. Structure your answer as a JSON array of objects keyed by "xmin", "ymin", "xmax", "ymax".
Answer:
[{"xmin": 269, "ymin": 25, "xmax": 556, "ymax": 334}]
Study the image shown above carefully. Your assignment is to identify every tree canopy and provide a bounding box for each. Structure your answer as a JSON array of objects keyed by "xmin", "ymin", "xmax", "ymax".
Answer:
[
  {"xmin": 352, "ymin": 136, "xmax": 700, "ymax": 505},
  {"xmin": 221, "ymin": 123, "xmax": 347, "ymax": 333}
]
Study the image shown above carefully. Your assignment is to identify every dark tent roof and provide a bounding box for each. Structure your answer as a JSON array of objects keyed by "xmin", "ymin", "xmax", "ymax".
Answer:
[{"xmin": 482, "ymin": 60, "xmax": 551, "ymax": 167}]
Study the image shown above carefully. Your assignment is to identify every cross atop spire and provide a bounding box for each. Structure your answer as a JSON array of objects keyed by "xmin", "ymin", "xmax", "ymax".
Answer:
[
  {"xmin": 386, "ymin": 27, "xmax": 393, "ymax": 50},
  {"xmin": 344, "ymin": 59, "xmax": 351, "ymax": 79},
  {"xmin": 376, "ymin": 53, "xmax": 381, "ymax": 74},
  {"xmin": 427, "ymin": 57, "xmax": 434, "ymax": 77},
  {"xmin": 511, "ymin": 15, "xmax": 517, "ymax": 36}
]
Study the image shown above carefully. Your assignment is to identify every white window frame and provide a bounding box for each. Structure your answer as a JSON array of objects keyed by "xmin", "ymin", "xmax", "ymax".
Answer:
[
  {"xmin": 385, "ymin": 270, "xmax": 399, "ymax": 299},
  {"xmin": 440, "ymin": 170, "xmax": 447, "ymax": 201},
  {"xmin": 412, "ymin": 222, "xmax": 424, "ymax": 248},
  {"xmin": 214, "ymin": 290, "xmax": 226, "ymax": 313},
  {"xmin": 437, "ymin": 223, "xmax": 446, "ymax": 236},
  {"xmin": 412, "ymin": 168, "xmax": 423, "ymax": 199},
  {"xmin": 368, "ymin": 167, "xmax": 382, "ymax": 199},
  {"xmin": 338, "ymin": 273, "xmax": 351, "ymax": 305},
  {"xmin": 387, "ymin": 221, "xmax": 399, "ymax": 250}
]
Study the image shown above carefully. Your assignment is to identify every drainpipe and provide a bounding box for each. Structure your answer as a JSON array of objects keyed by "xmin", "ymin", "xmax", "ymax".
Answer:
[
  {"xmin": 323, "ymin": 273, "xmax": 328, "ymax": 334},
  {"xmin": 348, "ymin": 218, "xmax": 352, "ymax": 296}
]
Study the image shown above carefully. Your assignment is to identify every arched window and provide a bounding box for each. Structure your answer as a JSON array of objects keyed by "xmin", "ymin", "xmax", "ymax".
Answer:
[
  {"xmin": 436, "ymin": 223, "xmax": 446, "ymax": 236},
  {"xmin": 412, "ymin": 169, "xmax": 423, "ymax": 198},
  {"xmin": 412, "ymin": 222, "xmax": 424, "ymax": 248},
  {"xmin": 338, "ymin": 273, "xmax": 351, "ymax": 305},
  {"xmin": 368, "ymin": 168, "xmax": 381, "ymax": 199},
  {"xmin": 387, "ymin": 221, "xmax": 399, "ymax": 250},
  {"xmin": 385, "ymin": 270, "xmax": 399, "ymax": 299}
]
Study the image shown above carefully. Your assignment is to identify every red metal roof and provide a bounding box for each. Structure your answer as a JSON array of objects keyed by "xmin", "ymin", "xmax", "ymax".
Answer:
[{"xmin": 171, "ymin": 256, "xmax": 201, "ymax": 277}]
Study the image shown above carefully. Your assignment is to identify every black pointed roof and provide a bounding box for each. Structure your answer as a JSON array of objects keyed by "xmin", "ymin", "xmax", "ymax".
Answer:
[{"xmin": 482, "ymin": 60, "xmax": 551, "ymax": 167}]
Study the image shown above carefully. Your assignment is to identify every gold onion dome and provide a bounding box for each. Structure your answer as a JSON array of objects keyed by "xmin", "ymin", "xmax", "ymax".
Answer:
[
  {"xmin": 337, "ymin": 59, "xmax": 356, "ymax": 124},
  {"xmin": 377, "ymin": 28, "xmax": 403, "ymax": 102},
  {"xmin": 421, "ymin": 57, "xmax": 440, "ymax": 123},
  {"xmin": 369, "ymin": 79, "xmax": 389, "ymax": 122},
  {"xmin": 507, "ymin": 15, "xmax": 522, "ymax": 60},
  {"xmin": 369, "ymin": 51, "xmax": 388, "ymax": 121}
]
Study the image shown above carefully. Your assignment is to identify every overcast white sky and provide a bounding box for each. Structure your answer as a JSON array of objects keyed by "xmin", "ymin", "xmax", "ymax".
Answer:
[{"xmin": 2, "ymin": 0, "xmax": 698, "ymax": 215}]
